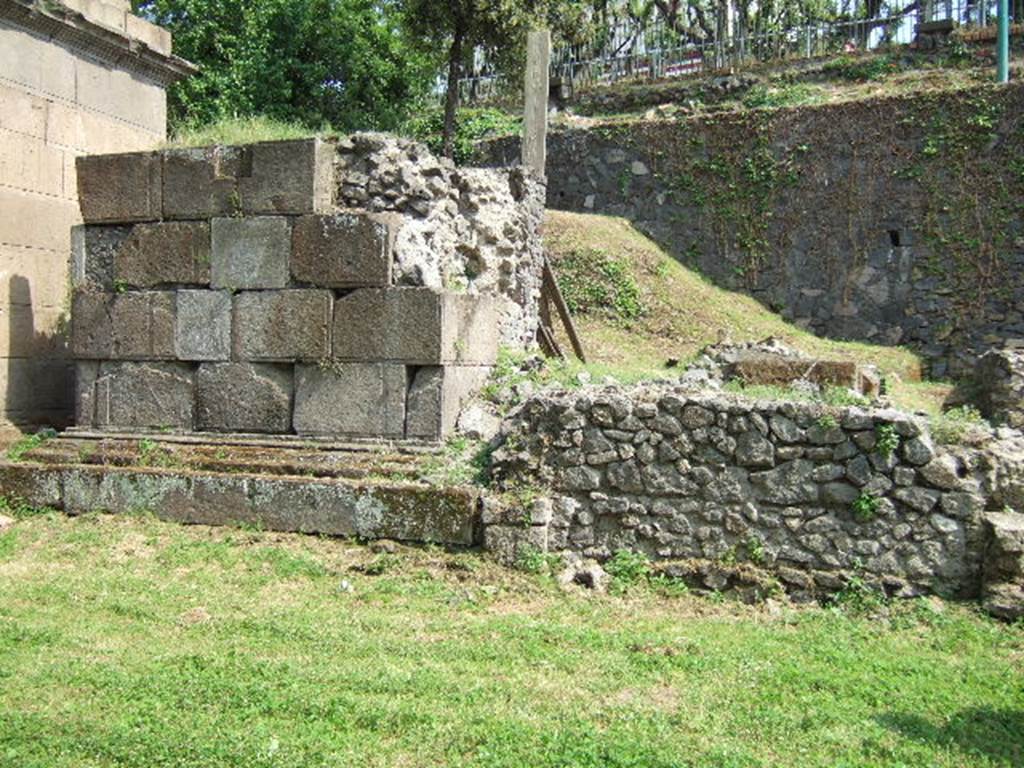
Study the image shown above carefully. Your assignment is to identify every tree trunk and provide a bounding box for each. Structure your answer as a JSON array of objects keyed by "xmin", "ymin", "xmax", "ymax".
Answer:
[{"xmin": 442, "ymin": 22, "xmax": 465, "ymax": 160}]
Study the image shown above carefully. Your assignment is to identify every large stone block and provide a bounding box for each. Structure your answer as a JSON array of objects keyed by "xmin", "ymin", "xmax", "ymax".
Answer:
[
  {"xmin": 196, "ymin": 362, "xmax": 292, "ymax": 433},
  {"xmin": 293, "ymin": 362, "xmax": 406, "ymax": 437},
  {"xmin": 333, "ymin": 288, "xmax": 498, "ymax": 365},
  {"xmin": 232, "ymin": 290, "xmax": 332, "ymax": 361},
  {"xmin": 406, "ymin": 365, "xmax": 492, "ymax": 441},
  {"xmin": 92, "ymin": 362, "xmax": 195, "ymax": 430},
  {"xmin": 238, "ymin": 139, "xmax": 333, "ymax": 215},
  {"xmin": 74, "ymin": 361, "xmax": 99, "ymax": 427},
  {"xmin": 113, "ymin": 221, "xmax": 211, "ymax": 288},
  {"xmin": 176, "ymin": 290, "xmax": 231, "ymax": 361},
  {"xmin": 71, "ymin": 289, "xmax": 113, "ymax": 359},
  {"xmin": 110, "ymin": 291, "xmax": 176, "ymax": 359},
  {"xmin": 211, "ymin": 217, "xmax": 291, "ymax": 290},
  {"xmin": 77, "ymin": 152, "xmax": 162, "ymax": 223},
  {"xmin": 72, "ymin": 225, "xmax": 129, "ymax": 290},
  {"xmin": 291, "ymin": 213, "xmax": 396, "ymax": 287},
  {"xmin": 162, "ymin": 146, "xmax": 244, "ymax": 220}
]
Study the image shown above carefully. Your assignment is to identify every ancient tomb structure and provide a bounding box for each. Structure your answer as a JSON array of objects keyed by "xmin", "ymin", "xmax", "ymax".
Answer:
[
  {"xmin": 0, "ymin": 0, "xmax": 192, "ymax": 431},
  {"xmin": 70, "ymin": 135, "xmax": 544, "ymax": 441}
]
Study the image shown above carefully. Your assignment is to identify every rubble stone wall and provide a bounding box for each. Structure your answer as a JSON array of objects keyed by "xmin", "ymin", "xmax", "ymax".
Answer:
[
  {"xmin": 490, "ymin": 385, "xmax": 1024, "ymax": 602},
  {"xmin": 71, "ymin": 137, "xmax": 544, "ymax": 440}
]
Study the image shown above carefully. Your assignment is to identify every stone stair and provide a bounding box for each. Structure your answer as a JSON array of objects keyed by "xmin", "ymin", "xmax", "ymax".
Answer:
[{"xmin": 0, "ymin": 434, "xmax": 480, "ymax": 546}]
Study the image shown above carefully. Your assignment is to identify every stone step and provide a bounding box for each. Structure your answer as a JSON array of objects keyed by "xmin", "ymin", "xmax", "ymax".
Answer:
[{"xmin": 0, "ymin": 436, "xmax": 479, "ymax": 546}]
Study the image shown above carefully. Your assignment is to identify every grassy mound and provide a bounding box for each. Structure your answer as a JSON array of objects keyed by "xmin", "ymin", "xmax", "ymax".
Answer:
[{"xmin": 543, "ymin": 211, "xmax": 952, "ymax": 414}]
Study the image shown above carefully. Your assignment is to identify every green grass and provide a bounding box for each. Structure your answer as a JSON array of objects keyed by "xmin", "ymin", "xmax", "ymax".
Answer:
[
  {"xmin": 542, "ymin": 211, "xmax": 940, "ymax": 409},
  {"xmin": 164, "ymin": 116, "xmax": 319, "ymax": 148},
  {"xmin": 0, "ymin": 513, "xmax": 1021, "ymax": 767}
]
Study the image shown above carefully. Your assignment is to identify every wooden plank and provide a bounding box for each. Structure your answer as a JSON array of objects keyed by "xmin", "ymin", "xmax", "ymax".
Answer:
[{"xmin": 543, "ymin": 257, "xmax": 587, "ymax": 363}]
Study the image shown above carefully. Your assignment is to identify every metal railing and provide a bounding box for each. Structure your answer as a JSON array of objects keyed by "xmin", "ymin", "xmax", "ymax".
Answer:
[{"xmin": 450, "ymin": 0, "xmax": 1020, "ymax": 104}]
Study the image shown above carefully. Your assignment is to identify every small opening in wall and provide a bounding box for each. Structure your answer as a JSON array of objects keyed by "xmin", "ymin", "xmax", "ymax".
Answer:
[{"xmin": 888, "ymin": 229, "xmax": 901, "ymax": 247}]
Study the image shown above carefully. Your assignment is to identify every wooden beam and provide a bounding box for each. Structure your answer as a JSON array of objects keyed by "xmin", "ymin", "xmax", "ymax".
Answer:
[
  {"xmin": 542, "ymin": 257, "xmax": 586, "ymax": 363},
  {"xmin": 522, "ymin": 28, "xmax": 550, "ymax": 177}
]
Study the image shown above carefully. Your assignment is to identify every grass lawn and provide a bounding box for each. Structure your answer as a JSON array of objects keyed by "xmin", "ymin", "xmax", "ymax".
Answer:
[{"xmin": 0, "ymin": 512, "xmax": 1021, "ymax": 767}]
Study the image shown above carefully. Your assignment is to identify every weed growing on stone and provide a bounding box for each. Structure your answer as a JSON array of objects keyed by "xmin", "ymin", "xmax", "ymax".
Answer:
[
  {"xmin": 852, "ymin": 492, "xmax": 882, "ymax": 522},
  {"xmin": 875, "ymin": 424, "xmax": 901, "ymax": 458},
  {"xmin": 931, "ymin": 404, "xmax": 988, "ymax": 445},
  {"xmin": 6, "ymin": 429, "xmax": 55, "ymax": 462},
  {"xmin": 136, "ymin": 438, "xmax": 183, "ymax": 469},
  {"xmin": 817, "ymin": 414, "xmax": 840, "ymax": 431}
]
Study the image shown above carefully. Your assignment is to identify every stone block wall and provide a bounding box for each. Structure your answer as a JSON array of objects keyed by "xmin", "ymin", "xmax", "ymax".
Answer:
[
  {"xmin": 71, "ymin": 138, "xmax": 543, "ymax": 440},
  {"xmin": 490, "ymin": 385, "xmax": 1024, "ymax": 600},
  {"xmin": 0, "ymin": 0, "xmax": 191, "ymax": 432}
]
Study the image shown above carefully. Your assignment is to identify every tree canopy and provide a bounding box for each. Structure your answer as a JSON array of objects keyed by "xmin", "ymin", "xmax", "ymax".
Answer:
[{"xmin": 138, "ymin": 0, "xmax": 436, "ymax": 132}]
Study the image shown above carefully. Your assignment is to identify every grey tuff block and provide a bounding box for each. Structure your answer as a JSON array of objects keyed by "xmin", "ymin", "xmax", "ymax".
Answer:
[
  {"xmin": 113, "ymin": 221, "xmax": 211, "ymax": 288},
  {"xmin": 406, "ymin": 365, "xmax": 492, "ymax": 441},
  {"xmin": 162, "ymin": 146, "xmax": 244, "ymax": 219},
  {"xmin": 292, "ymin": 362, "xmax": 406, "ymax": 437},
  {"xmin": 72, "ymin": 225, "xmax": 130, "ymax": 291},
  {"xmin": 76, "ymin": 151, "xmax": 162, "ymax": 223},
  {"xmin": 238, "ymin": 139, "xmax": 334, "ymax": 215},
  {"xmin": 291, "ymin": 213, "xmax": 396, "ymax": 287},
  {"xmin": 196, "ymin": 362, "xmax": 292, "ymax": 433},
  {"xmin": 232, "ymin": 290, "xmax": 332, "ymax": 361},
  {"xmin": 74, "ymin": 361, "xmax": 100, "ymax": 427},
  {"xmin": 176, "ymin": 290, "xmax": 231, "ymax": 361},
  {"xmin": 211, "ymin": 216, "xmax": 291, "ymax": 290},
  {"xmin": 333, "ymin": 288, "xmax": 498, "ymax": 365},
  {"xmin": 71, "ymin": 289, "xmax": 113, "ymax": 359},
  {"xmin": 92, "ymin": 361, "xmax": 195, "ymax": 430},
  {"xmin": 110, "ymin": 291, "xmax": 176, "ymax": 360}
]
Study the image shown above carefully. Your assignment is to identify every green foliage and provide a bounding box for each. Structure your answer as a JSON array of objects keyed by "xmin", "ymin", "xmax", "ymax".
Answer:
[
  {"xmin": 423, "ymin": 437, "xmax": 493, "ymax": 487},
  {"xmin": 741, "ymin": 83, "xmax": 822, "ymax": 109},
  {"xmin": 604, "ymin": 549, "xmax": 651, "ymax": 592},
  {"xmin": 403, "ymin": 107, "xmax": 520, "ymax": 165},
  {"xmin": 514, "ymin": 545, "xmax": 562, "ymax": 575},
  {"xmin": 822, "ymin": 54, "xmax": 899, "ymax": 82},
  {"xmin": 875, "ymin": 424, "xmax": 900, "ymax": 458},
  {"xmin": 556, "ymin": 248, "xmax": 644, "ymax": 322},
  {"xmin": 817, "ymin": 414, "xmax": 839, "ymax": 431},
  {"xmin": 852, "ymin": 492, "xmax": 881, "ymax": 522},
  {"xmin": 138, "ymin": 0, "xmax": 434, "ymax": 132},
  {"xmin": 831, "ymin": 569, "xmax": 886, "ymax": 612},
  {"xmin": 6, "ymin": 428, "xmax": 55, "ymax": 462},
  {"xmin": 137, "ymin": 439, "xmax": 182, "ymax": 469},
  {"xmin": 931, "ymin": 404, "xmax": 988, "ymax": 445},
  {"xmin": 0, "ymin": 495, "xmax": 56, "ymax": 520}
]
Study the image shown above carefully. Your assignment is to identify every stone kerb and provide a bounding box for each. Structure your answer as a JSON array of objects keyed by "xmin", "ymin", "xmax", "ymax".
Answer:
[
  {"xmin": 71, "ymin": 137, "xmax": 512, "ymax": 440},
  {"xmin": 489, "ymin": 384, "xmax": 1024, "ymax": 609}
]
